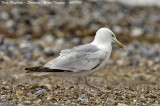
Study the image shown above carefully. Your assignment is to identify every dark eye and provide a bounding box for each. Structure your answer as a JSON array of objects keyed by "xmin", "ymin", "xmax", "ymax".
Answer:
[{"xmin": 112, "ymin": 35, "xmax": 114, "ymax": 37}]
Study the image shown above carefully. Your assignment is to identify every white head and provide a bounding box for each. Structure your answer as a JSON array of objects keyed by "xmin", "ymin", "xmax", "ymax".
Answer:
[{"xmin": 92, "ymin": 28, "xmax": 124, "ymax": 48}]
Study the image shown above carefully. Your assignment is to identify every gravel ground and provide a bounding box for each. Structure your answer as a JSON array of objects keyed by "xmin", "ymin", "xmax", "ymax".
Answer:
[
  {"xmin": 0, "ymin": 59, "xmax": 160, "ymax": 106},
  {"xmin": 0, "ymin": 36, "xmax": 160, "ymax": 106}
]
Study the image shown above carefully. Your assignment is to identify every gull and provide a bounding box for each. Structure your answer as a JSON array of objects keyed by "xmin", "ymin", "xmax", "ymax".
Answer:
[{"xmin": 25, "ymin": 28, "xmax": 124, "ymax": 91}]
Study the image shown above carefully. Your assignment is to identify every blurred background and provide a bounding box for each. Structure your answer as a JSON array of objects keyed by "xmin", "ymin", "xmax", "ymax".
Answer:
[
  {"xmin": 0, "ymin": 0, "xmax": 160, "ymax": 105},
  {"xmin": 0, "ymin": 0, "xmax": 159, "ymax": 69}
]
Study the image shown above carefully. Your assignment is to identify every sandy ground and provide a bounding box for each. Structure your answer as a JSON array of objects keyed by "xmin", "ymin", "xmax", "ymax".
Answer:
[{"xmin": 0, "ymin": 58, "xmax": 160, "ymax": 106}]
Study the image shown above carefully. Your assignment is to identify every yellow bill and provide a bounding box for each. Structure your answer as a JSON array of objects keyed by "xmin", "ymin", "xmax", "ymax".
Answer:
[{"xmin": 114, "ymin": 39, "xmax": 124, "ymax": 48}]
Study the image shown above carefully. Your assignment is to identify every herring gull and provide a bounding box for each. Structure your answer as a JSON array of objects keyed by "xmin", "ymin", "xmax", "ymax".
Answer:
[{"xmin": 25, "ymin": 28, "xmax": 124, "ymax": 91}]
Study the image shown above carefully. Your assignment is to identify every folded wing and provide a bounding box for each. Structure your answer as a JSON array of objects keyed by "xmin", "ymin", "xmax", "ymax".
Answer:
[{"xmin": 44, "ymin": 44, "xmax": 106, "ymax": 72}]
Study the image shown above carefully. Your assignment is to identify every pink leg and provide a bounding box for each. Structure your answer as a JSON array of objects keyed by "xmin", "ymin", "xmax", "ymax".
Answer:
[{"xmin": 84, "ymin": 77, "xmax": 107, "ymax": 92}]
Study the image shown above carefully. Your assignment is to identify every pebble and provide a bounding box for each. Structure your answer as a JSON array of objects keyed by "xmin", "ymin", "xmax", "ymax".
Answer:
[
  {"xmin": 0, "ymin": 36, "xmax": 4, "ymax": 45},
  {"xmin": 71, "ymin": 37, "xmax": 80, "ymax": 45},
  {"xmin": 34, "ymin": 88, "xmax": 47, "ymax": 97},
  {"xmin": 0, "ymin": 103, "xmax": 11, "ymax": 106},
  {"xmin": 78, "ymin": 94, "xmax": 89, "ymax": 104},
  {"xmin": 17, "ymin": 104, "xmax": 25, "ymax": 106},
  {"xmin": 42, "ymin": 34, "xmax": 55, "ymax": 43},
  {"xmin": 56, "ymin": 38, "xmax": 65, "ymax": 45},
  {"xmin": 5, "ymin": 20, "xmax": 15, "ymax": 29},
  {"xmin": 140, "ymin": 47, "xmax": 159, "ymax": 59},
  {"xmin": 23, "ymin": 101, "xmax": 32, "ymax": 105},
  {"xmin": 131, "ymin": 27, "xmax": 144, "ymax": 37},
  {"xmin": 0, "ymin": 12, "xmax": 9, "ymax": 20},
  {"xmin": 117, "ymin": 59, "xmax": 131, "ymax": 66},
  {"xmin": 117, "ymin": 103, "xmax": 128, "ymax": 106},
  {"xmin": 113, "ymin": 25, "xmax": 123, "ymax": 34},
  {"xmin": 44, "ymin": 47, "xmax": 55, "ymax": 57},
  {"xmin": 82, "ymin": 36, "xmax": 93, "ymax": 44}
]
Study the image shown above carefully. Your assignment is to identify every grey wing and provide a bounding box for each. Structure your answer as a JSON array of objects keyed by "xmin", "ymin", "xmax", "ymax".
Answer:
[
  {"xmin": 59, "ymin": 49, "xmax": 71, "ymax": 56},
  {"xmin": 44, "ymin": 51, "xmax": 106, "ymax": 72},
  {"xmin": 59, "ymin": 44, "xmax": 99, "ymax": 56}
]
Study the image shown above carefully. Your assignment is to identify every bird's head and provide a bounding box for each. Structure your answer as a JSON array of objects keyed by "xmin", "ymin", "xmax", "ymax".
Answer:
[{"xmin": 94, "ymin": 28, "xmax": 124, "ymax": 48}]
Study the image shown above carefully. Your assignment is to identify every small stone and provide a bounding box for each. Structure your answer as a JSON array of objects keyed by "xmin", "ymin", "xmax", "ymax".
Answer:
[
  {"xmin": 71, "ymin": 37, "xmax": 80, "ymax": 45},
  {"xmin": 117, "ymin": 59, "xmax": 131, "ymax": 66},
  {"xmin": 0, "ymin": 95, "xmax": 7, "ymax": 99},
  {"xmin": 44, "ymin": 47, "xmax": 55, "ymax": 57},
  {"xmin": 21, "ymin": 34, "xmax": 32, "ymax": 41},
  {"xmin": 0, "ymin": 36, "xmax": 4, "ymax": 45},
  {"xmin": 34, "ymin": 88, "xmax": 47, "ymax": 97},
  {"xmin": 42, "ymin": 34, "xmax": 55, "ymax": 43},
  {"xmin": 23, "ymin": 101, "xmax": 31, "ymax": 105},
  {"xmin": 17, "ymin": 104, "xmax": 25, "ymax": 106},
  {"xmin": 56, "ymin": 38, "xmax": 65, "ymax": 45},
  {"xmin": 0, "ymin": 12, "xmax": 9, "ymax": 20},
  {"xmin": 19, "ymin": 41, "xmax": 32, "ymax": 49},
  {"xmin": 5, "ymin": 20, "xmax": 15, "ymax": 28},
  {"xmin": 112, "ymin": 52, "xmax": 122, "ymax": 60},
  {"xmin": 47, "ymin": 95, "xmax": 52, "ymax": 101},
  {"xmin": 131, "ymin": 27, "xmax": 143, "ymax": 37},
  {"xmin": 140, "ymin": 47, "xmax": 159, "ymax": 58},
  {"xmin": 113, "ymin": 25, "xmax": 122, "ymax": 33},
  {"xmin": 82, "ymin": 36, "xmax": 93, "ymax": 44},
  {"xmin": 152, "ymin": 64, "xmax": 160, "ymax": 71},
  {"xmin": 16, "ymin": 90, "xmax": 25, "ymax": 97},
  {"xmin": 35, "ymin": 99, "xmax": 42, "ymax": 104},
  {"xmin": 78, "ymin": 94, "xmax": 89, "ymax": 104},
  {"xmin": 0, "ymin": 52, "xmax": 10, "ymax": 61},
  {"xmin": 117, "ymin": 103, "xmax": 128, "ymax": 106}
]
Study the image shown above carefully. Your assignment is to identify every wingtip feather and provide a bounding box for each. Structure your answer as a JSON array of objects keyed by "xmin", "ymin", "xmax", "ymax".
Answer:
[{"xmin": 24, "ymin": 66, "xmax": 42, "ymax": 73}]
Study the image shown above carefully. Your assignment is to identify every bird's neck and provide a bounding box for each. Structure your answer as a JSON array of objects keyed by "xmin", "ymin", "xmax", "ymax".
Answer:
[{"xmin": 91, "ymin": 40, "xmax": 112, "ymax": 52}]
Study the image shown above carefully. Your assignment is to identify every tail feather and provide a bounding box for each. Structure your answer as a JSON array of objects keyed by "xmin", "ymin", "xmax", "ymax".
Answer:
[{"xmin": 25, "ymin": 66, "xmax": 72, "ymax": 73}]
